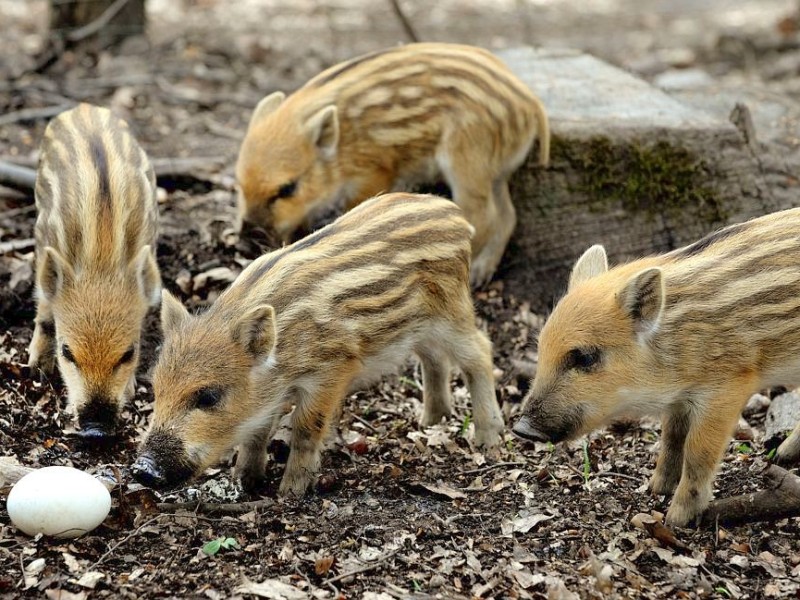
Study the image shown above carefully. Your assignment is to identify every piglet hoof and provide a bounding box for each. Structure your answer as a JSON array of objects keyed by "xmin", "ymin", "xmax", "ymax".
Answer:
[
  {"xmin": 419, "ymin": 408, "xmax": 451, "ymax": 428},
  {"xmin": 470, "ymin": 256, "xmax": 500, "ymax": 289},
  {"xmin": 665, "ymin": 489, "xmax": 710, "ymax": 528},
  {"xmin": 665, "ymin": 504, "xmax": 696, "ymax": 528},
  {"xmin": 469, "ymin": 270, "xmax": 493, "ymax": 290},
  {"xmin": 473, "ymin": 427, "xmax": 502, "ymax": 449},
  {"xmin": 278, "ymin": 472, "xmax": 312, "ymax": 497},
  {"xmin": 236, "ymin": 469, "xmax": 267, "ymax": 495},
  {"xmin": 648, "ymin": 471, "xmax": 679, "ymax": 496}
]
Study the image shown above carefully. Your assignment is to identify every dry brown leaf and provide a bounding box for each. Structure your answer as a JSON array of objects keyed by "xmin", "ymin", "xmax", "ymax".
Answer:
[
  {"xmin": 408, "ymin": 481, "xmax": 466, "ymax": 500},
  {"xmin": 61, "ymin": 552, "xmax": 82, "ymax": 574},
  {"xmin": 314, "ymin": 555, "xmax": 334, "ymax": 576},
  {"xmin": 510, "ymin": 513, "xmax": 554, "ymax": 534},
  {"xmin": 234, "ymin": 576, "xmax": 307, "ymax": 600},
  {"xmin": 44, "ymin": 590, "xmax": 87, "ymax": 600},
  {"xmin": 631, "ymin": 512, "xmax": 688, "ymax": 551},
  {"xmin": 75, "ymin": 571, "xmax": 105, "ymax": 589}
]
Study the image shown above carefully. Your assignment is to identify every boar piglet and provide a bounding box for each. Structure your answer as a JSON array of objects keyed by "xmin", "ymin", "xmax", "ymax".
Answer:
[
  {"xmin": 133, "ymin": 192, "xmax": 505, "ymax": 496},
  {"xmin": 28, "ymin": 104, "xmax": 161, "ymax": 439},
  {"xmin": 236, "ymin": 42, "xmax": 550, "ymax": 286},
  {"xmin": 514, "ymin": 207, "xmax": 800, "ymax": 526}
]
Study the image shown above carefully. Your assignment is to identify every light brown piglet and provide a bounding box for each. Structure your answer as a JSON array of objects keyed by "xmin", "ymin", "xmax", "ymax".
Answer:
[
  {"xmin": 236, "ymin": 42, "xmax": 549, "ymax": 286},
  {"xmin": 132, "ymin": 192, "xmax": 504, "ymax": 495},
  {"xmin": 29, "ymin": 103, "xmax": 160, "ymax": 438},
  {"xmin": 514, "ymin": 208, "xmax": 800, "ymax": 526}
]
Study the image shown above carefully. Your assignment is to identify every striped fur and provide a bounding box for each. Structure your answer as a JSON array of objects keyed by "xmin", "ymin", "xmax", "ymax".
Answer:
[
  {"xmin": 513, "ymin": 207, "xmax": 800, "ymax": 526},
  {"xmin": 136, "ymin": 193, "xmax": 504, "ymax": 495},
  {"xmin": 236, "ymin": 42, "xmax": 550, "ymax": 286},
  {"xmin": 29, "ymin": 103, "xmax": 161, "ymax": 437}
]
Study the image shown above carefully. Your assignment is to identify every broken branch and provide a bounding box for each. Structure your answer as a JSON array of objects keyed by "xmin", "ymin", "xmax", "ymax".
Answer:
[
  {"xmin": 155, "ymin": 497, "xmax": 274, "ymax": 514},
  {"xmin": 0, "ymin": 161, "xmax": 36, "ymax": 195},
  {"xmin": 0, "ymin": 156, "xmax": 227, "ymax": 198},
  {"xmin": 703, "ymin": 464, "xmax": 800, "ymax": 526}
]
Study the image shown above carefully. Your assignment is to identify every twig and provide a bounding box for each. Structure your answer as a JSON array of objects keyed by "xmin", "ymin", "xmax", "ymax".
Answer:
[
  {"xmin": 387, "ymin": 0, "xmax": 420, "ymax": 42},
  {"xmin": 0, "ymin": 239, "xmax": 35, "ymax": 254},
  {"xmin": 156, "ymin": 497, "xmax": 274, "ymax": 514},
  {"xmin": 351, "ymin": 414, "xmax": 378, "ymax": 433},
  {"xmin": 91, "ymin": 512, "xmax": 217, "ymax": 569},
  {"xmin": 325, "ymin": 547, "xmax": 403, "ymax": 585},
  {"xmin": 0, "ymin": 155, "xmax": 226, "ymax": 198},
  {"xmin": 17, "ymin": 551, "xmax": 24, "ymax": 590},
  {"xmin": 432, "ymin": 512, "xmax": 493, "ymax": 526},
  {"xmin": 151, "ymin": 156, "xmax": 227, "ymax": 178},
  {"xmin": 203, "ymin": 116, "xmax": 243, "ymax": 141},
  {"xmin": 90, "ymin": 514, "xmax": 165, "ymax": 568},
  {"xmin": 65, "ymin": 0, "xmax": 133, "ymax": 43},
  {"xmin": 593, "ymin": 470, "xmax": 642, "ymax": 482},
  {"xmin": 0, "ymin": 105, "xmax": 72, "ymax": 128},
  {"xmin": 461, "ymin": 461, "xmax": 525, "ymax": 476}
]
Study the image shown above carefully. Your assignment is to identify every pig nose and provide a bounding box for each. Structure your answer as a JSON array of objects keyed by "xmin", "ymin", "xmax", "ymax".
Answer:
[
  {"xmin": 131, "ymin": 454, "xmax": 166, "ymax": 488},
  {"xmin": 75, "ymin": 422, "xmax": 115, "ymax": 441},
  {"xmin": 239, "ymin": 220, "xmax": 282, "ymax": 250},
  {"xmin": 512, "ymin": 416, "xmax": 549, "ymax": 442},
  {"xmin": 77, "ymin": 397, "xmax": 118, "ymax": 439}
]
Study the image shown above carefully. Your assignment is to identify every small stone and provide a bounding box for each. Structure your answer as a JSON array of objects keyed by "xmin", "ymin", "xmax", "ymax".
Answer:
[
  {"xmin": 743, "ymin": 393, "xmax": 770, "ymax": 416},
  {"xmin": 734, "ymin": 417, "xmax": 756, "ymax": 441}
]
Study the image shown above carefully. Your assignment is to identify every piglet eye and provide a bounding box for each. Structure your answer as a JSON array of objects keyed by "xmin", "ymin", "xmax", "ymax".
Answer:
[
  {"xmin": 566, "ymin": 347, "xmax": 601, "ymax": 372},
  {"xmin": 275, "ymin": 180, "xmax": 297, "ymax": 200},
  {"xmin": 61, "ymin": 344, "xmax": 76, "ymax": 363},
  {"xmin": 193, "ymin": 387, "xmax": 223, "ymax": 410},
  {"xmin": 117, "ymin": 346, "xmax": 136, "ymax": 368}
]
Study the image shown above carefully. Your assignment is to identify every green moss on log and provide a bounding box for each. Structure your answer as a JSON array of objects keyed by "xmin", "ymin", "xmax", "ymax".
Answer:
[{"xmin": 553, "ymin": 136, "xmax": 726, "ymax": 223}]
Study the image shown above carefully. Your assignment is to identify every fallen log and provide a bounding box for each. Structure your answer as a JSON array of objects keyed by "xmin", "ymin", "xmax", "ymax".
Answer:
[
  {"xmin": 499, "ymin": 48, "xmax": 790, "ymax": 312},
  {"xmin": 703, "ymin": 464, "xmax": 800, "ymax": 526}
]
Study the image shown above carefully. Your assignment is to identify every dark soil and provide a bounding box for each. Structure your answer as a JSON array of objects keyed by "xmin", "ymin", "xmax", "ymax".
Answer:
[{"xmin": 2, "ymin": 1, "xmax": 800, "ymax": 598}]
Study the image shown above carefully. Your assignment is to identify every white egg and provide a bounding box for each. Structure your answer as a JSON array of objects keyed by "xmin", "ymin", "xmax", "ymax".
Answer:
[{"xmin": 7, "ymin": 466, "xmax": 111, "ymax": 538}]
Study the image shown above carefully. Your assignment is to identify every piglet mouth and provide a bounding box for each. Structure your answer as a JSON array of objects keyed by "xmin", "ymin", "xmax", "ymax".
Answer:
[{"xmin": 512, "ymin": 416, "xmax": 551, "ymax": 442}]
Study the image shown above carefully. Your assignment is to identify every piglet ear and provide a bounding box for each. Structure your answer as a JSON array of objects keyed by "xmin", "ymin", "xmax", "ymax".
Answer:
[
  {"xmin": 132, "ymin": 245, "xmax": 162, "ymax": 307},
  {"xmin": 38, "ymin": 247, "xmax": 73, "ymax": 301},
  {"xmin": 568, "ymin": 245, "xmax": 608, "ymax": 291},
  {"xmin": 232, "ymin": 304, "xmax": 277, "ymax": 359},
  {"xmin": 619, "ymin": 267, "xmax": 665, "ymax": 340},
  {"xmin": 305, "ymin": 105, "xmax": 339, "ymax": 160},
  {"xmin": 247, "ymin": 91, "xmax": 285, "ymax": 131},
  {"xmin": 160, "ymin": 290, "xmax": 190, "ymax": 335}
]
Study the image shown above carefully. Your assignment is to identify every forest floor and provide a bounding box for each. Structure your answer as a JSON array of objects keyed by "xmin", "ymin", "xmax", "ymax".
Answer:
[{"xmin": 1, "ymin": 1, "xmax": 800, "ymax": 598}]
